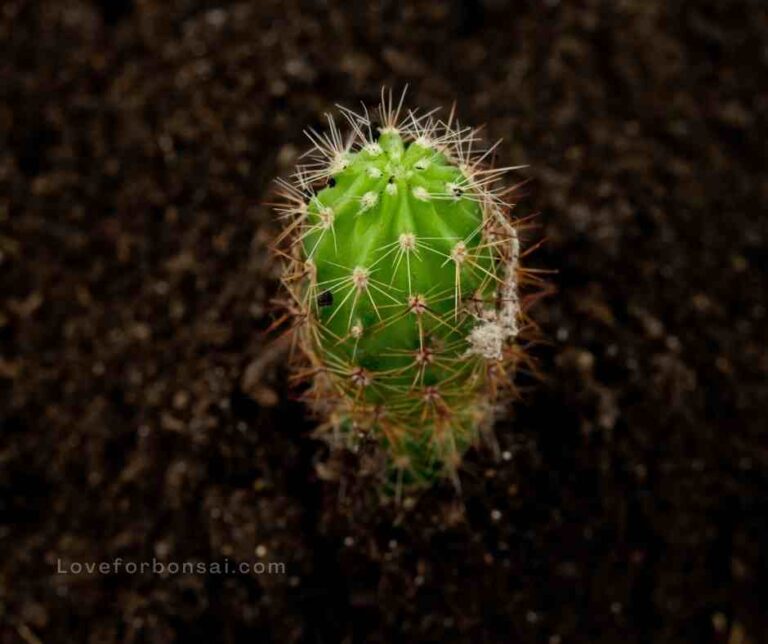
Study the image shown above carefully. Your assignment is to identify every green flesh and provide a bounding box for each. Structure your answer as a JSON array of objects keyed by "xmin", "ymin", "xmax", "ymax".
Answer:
[{"xmin": 304, "ymin": 133, "xmax": 494, "ymax": 404}]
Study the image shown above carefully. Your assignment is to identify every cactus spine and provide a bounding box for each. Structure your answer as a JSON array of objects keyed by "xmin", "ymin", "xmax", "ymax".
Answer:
[{"xmin": 274, "ymin": 90, "xmax": 528, "ymax": 490}]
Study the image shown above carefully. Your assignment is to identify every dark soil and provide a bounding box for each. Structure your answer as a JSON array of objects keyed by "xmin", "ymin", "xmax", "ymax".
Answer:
[{"xmin": 1, "ymin": 1, "xmax": 767, "ymax": 642}]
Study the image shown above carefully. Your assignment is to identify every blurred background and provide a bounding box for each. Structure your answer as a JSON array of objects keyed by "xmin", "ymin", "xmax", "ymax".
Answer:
[{"xmin": 1, "ymin": 1, "xmax": 766, "ymax": 642}]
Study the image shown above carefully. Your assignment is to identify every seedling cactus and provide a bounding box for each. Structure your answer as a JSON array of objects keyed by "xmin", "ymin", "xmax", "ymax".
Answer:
[{"xmin": 273, "ymin": 89, "xmax": 532, "ymax": 491}]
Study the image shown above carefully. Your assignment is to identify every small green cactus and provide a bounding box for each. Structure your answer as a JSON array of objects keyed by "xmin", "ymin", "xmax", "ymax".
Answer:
[{"xmin": 274, "ymin": 90, "xmax": 529, "ymax": 490}]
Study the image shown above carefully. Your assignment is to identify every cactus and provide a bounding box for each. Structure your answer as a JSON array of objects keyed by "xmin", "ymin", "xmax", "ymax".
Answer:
[{"xmin": 273, "ymin": 90, "xmax": 529, "ymax": 491}]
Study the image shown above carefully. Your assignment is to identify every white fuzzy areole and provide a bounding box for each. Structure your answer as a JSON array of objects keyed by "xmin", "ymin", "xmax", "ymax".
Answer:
[
  {"xmin": 466, "ymin": 321, "xmax": 505, "ymax": 360},
  {"xmin": 465, "ymin": 225, "xmax": 521, "ymax": 360}
]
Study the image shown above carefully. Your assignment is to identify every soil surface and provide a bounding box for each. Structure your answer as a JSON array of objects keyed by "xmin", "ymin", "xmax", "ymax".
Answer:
[{"xmin": 1, "ymin": 1, "xmax": 767, "ymax": 642}]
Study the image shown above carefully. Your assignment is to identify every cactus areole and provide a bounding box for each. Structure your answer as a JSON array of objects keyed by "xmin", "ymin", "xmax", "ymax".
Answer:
[{"xmin": 274, "ymin": 90, "xmax": 529, "ymax": 490}]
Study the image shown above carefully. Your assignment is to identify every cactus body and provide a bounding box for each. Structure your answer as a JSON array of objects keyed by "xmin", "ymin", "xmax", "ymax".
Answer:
[{"xmin": 275, "ymin": 91, "xmax": 527, "ymax": 489}]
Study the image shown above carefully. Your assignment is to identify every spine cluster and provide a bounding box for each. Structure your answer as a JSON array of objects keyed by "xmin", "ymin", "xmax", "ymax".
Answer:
[{"xmin": 273, "ymin": 90, "xmax": 533, "ymax": 490}]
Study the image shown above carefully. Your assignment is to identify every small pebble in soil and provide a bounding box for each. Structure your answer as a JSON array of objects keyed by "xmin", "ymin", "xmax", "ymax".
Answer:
[{"xmin": 712, "ymin": 612, "xmax": 728, "ymax": 633}]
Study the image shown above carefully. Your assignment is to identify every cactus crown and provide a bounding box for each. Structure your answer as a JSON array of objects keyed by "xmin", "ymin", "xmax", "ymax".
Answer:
[{"xmin": 274, "ymin": 89, "xmax": 529, "ymax": 492}]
